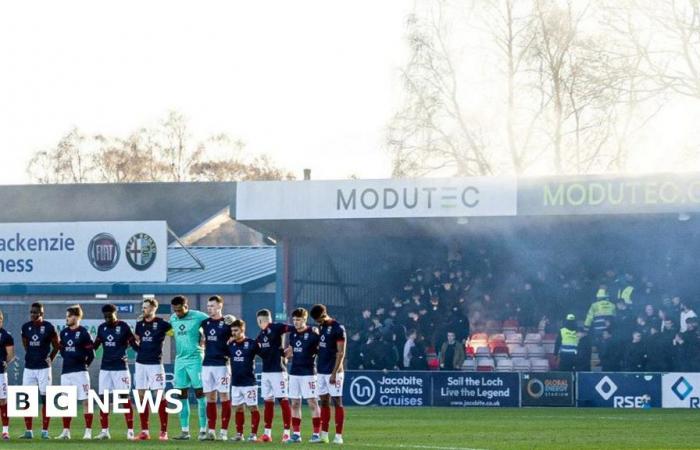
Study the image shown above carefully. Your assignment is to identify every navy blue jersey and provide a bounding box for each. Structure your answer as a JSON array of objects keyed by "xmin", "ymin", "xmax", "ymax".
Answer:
[
  {"xmin": 94, "ymin": 320, "xmax": 134, "ymax": 371},
  {"xmin": 256, "ymin": 322, "xmax": 292, "ymax": 373},
  {"xmin": 228, "ymin": 337, "xmax": 258, "ymax": 387},
  {"xmin": 202, "ymin": 318, "xmax": 232, "ymax": 366},
  {"xmin": 21, "ymin": 320, "xmax": 57, "ymax": 370},
  {"xmin": 134, "ymin": 317, "xmax": 171, "ymax": 365},
  {"xmin": 0, "ymin": 328, "xmax": 14, "ymax": 375},
  {"xmin": 59, "ymin": 325, "xmax": 95, "ymax": 374},
  {"xmin": 317, "ymin": 320, "xmax": 347, "ymax": 374},
  {"xmin": 288, "ymin": 326, "xmax": 319, "ymax": 376}
]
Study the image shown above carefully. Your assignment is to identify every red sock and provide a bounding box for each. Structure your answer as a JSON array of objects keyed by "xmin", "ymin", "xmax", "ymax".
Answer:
[
  {"xmin": 42, "ymin": 403, "xmax": 50, "ymax": 431},
  {"xmin": 320, "ymin": 405, "xmax": 331, "ymax": 433},
  {"xmin": 125, "ymin": 400, "xmax": 134, "ymax": 430},
  {"xmin": 24, "ymin": 416, "xmax": 32, "ymax": 431},
  {"xmin": 251, "ymin": 410, "xmax": 260, "ymax": 435},
  {"xmin": 263, "ymin": 400, "xmax": 274, "ymax": 429},
  {"xmin": 312, "ymin": 417, "xmax": 320, "ymax": 434},
  {"xmin": 235, "ymin": 410, "xmax": 244, "ymax": 434},
  {"xmin": 221, "ymin": 400, "xmax": 232, "ymax": 431},
  {"xmin": 62, "ymin": 417, "xmax": 71, "ymax": 429},
  {"xmin": 206, "ymin": 402, "xmax": 217, "ymax": 430},
  {"xmin": 292, "ymin": 417, "xmax": 301, "ymax": 433},
  {"xmin": 280, "ymin": 398, "xmax": 291, "ymax": 429},
  {"xmin": 100, "ymin": 411, "xmax": 109, "ymax": 429},
  {"xmin": 84, "ymin": 413, "xmax": 93, "ymax": 429},
  {"xmin": 139, "ymin": 404, "xmax": 150, "ymax": 432},
  {"xmin": 158, "ymin": 400, "xmax": 169, "ymax": 433},
  {"xmin": 334, "ymin": 406, "xmax": 345, "ymax": 434},
  {"xmin": 0, "ymin": 404, "xmax": 8, "ymax": 427}
]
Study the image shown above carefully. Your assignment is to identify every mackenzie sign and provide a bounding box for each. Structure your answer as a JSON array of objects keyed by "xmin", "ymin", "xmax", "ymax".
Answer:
[
  {"xmin": 0, "ymin": 221, "xmax": 167, "ymax": 283},
  {"xmin": 236, "ymin": 178, "xmax": 517, "ymax": 220}
]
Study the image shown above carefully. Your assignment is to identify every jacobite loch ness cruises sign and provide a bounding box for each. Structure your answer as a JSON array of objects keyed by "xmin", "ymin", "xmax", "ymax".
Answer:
[{"xmin": 0, "ymin": 221, "xmax": 167, "ymax": 282}]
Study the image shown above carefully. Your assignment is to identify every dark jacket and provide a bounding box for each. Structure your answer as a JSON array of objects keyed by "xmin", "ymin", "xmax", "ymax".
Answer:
[
  {"xmin": 439, "ymin": 341, "xmax": 465, "ymax": 370},
  {"xmin": 623, "ymin": 341, "xmax": 647, "ymax": 372}
]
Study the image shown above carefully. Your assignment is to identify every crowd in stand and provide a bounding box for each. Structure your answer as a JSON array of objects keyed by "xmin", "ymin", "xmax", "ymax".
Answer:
[{"xmin": 344, "ymin": 243, "xmax": 700, "ymax": 372}]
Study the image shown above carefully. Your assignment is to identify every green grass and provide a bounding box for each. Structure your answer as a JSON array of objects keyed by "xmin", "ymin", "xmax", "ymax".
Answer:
[{"xmin": 4, "ymin": 407, "xmax": 700, "ymax": 449}]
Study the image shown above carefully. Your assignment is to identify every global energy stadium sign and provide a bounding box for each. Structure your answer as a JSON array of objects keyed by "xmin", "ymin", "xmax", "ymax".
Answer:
[
  {"xmin": 0, "ymin": 221, "xmax": 167, "ymax": 283},
  {"xmin": 236, "ymin": 178, "xmax": 518, "ymax": 220}
]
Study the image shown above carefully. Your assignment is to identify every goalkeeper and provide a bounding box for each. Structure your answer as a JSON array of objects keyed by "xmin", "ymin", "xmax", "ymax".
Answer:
[{"xmin": 168, "ymin": 295, "xmax": 236, "ymax": 440}]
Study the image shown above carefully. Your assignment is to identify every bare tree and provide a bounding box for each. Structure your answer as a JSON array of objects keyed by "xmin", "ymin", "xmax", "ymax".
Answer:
[
  {"xmin": 26, "ymin": 112, "xmax": 294, "ymax": 183},
  {"xmin": 387, "ymin": 4, "xmax": 493, "ymax": 177},
  {"xmin": 388, "ymin": 0, "xmax": 653, "ymax": 176}
]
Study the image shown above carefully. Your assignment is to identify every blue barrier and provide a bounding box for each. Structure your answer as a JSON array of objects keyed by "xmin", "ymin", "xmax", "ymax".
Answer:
[{"xmin": 577, "ymin": 372, "xmax": 661, "ymax": 408}]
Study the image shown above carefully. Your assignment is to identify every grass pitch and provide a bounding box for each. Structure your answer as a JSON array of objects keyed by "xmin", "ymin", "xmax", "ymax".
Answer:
[{"xmin": 2, "ymin": 407, "xmax": 699, "ymax": 449}]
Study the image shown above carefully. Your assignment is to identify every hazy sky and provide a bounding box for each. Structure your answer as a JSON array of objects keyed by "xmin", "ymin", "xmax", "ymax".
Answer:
[{"xmin": 0, "ymin": 1, "xmax": 410, "ymax": 184}]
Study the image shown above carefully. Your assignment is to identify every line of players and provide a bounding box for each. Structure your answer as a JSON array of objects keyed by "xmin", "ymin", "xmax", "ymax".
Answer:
[{"xmin": 0, "ymin": 295, "xmax": 346, "ymax": 444}]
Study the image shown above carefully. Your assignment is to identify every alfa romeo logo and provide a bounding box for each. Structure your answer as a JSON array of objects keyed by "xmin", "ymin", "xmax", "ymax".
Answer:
[
  {"xmin": 126, "ymin": 233, "xmax": 157, "ymax": 271},
  {"xmin": 88, "ymin": 233, "xmax": 120, "ymax": 271}
]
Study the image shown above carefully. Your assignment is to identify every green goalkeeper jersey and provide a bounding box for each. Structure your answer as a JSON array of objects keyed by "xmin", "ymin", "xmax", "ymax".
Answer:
[{"xmin": 169, "ymin": 309, "xmax": 209, "ymax": 363}]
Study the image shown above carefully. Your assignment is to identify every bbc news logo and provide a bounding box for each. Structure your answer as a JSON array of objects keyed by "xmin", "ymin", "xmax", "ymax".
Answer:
[{"xmin": 7, "ymin": 386, "xmax": 183, "ymax": 417}]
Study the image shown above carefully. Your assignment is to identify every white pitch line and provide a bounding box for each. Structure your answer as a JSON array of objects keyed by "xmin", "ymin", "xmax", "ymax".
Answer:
[{"xmin": 351, "ymin": 443, "xmax": 488, "ymax": 450}]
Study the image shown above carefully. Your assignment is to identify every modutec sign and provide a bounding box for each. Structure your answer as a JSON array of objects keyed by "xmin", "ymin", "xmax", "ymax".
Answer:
[
  {"xmin": 236, "ymin": 178, "xmax": 517, "ymax": 220},
  {"xmin": 0, "ymin": 221, "xmax": 166, "ymax": 282}
]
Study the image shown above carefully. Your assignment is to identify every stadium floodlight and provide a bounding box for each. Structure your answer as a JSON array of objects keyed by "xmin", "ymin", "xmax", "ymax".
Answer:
[
  {"xmin": 456, "ymin": 217, "xmax": 469, "ymax": 225},
  {"xmin": 95, "ymin": 294, "xmax": 108, "ymax": 299},
  {"xmin": 142, "ymin": 294, "xmax": 155, "ymax": 299},
  {"xmin": 678, "ymin": 213, "xmax": 691, "ymax": 222}
]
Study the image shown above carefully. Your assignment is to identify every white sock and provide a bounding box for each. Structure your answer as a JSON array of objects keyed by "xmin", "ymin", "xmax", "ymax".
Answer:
[
  {"xmin": 321, "ymin": 431, "xmax": 328, "ymax": 438},
  {"xmin": 200, "ymin": 427, "xmax": 207, "ymax": 433},
  {"xmin": 336, "ymin": 433, "xmax": 343, "ymax": 438},
  {"xmin": 63, "ymin": 428, "xmax": 70, "ymax": 433},
  {"xmin": 182, "ymin": 427, "xmax": 189, "ymax": 433},
  {"xmin": 208, "ymin": 428, "xmax": 215, "ymax": 433},
  {"xmin": 264, "ymin": 428, "xmax": 272, "ymax": 437},
  {"xmin": 2, "ymin": 426, "xmax": 8, "ymax": 433},
  {"xmin": 284, "ymin": 428, "xmax": 290, "ymax": 435},
  {"xmin": 101, "ymin": 428, "xmax": 108, "ymax": 433}
]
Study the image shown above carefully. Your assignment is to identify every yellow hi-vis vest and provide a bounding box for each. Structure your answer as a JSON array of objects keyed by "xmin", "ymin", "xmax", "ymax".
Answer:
[
  {"xmin": 618, "ymin": 286, "xmax": 634, "ymax": 305},
  {"xmin": 559, "ymin": 328, "xmax": 579, "ymax": 355},
  {"xmin": 584, "ymin": 300, "xmax": 616, "ymax": 330}
]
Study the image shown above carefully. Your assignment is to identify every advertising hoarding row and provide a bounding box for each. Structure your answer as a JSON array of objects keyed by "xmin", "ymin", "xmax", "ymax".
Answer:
[{"xmin": 342, "ymin": 371, "xmax": 700, "ymax": 408}]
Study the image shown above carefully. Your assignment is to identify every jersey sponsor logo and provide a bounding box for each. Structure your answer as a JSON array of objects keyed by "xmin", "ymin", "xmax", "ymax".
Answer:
[
  {"xmin": 126, "ymin": 233, "xmax": 157, "ymax": 271},
  {"xmin": 88, "ymin": 233, "xmax": 120, "ymax": 271}
]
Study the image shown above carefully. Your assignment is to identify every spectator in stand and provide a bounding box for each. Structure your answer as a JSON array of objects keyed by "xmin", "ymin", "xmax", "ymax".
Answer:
[
  {"xmin": 346, "ymin": 332, "xmax": 363, "ymax": 370},
  {"xmin": 409, "ymin": 333, "xmax": 428, "ymax": 370},
  {"xmin": 439, "ymin": 332, "xmax": 464, "ymax": 371},
  {"xmin": 623, "ymin": 331, "xmax": 647, "ymax": 372},
  {"xmin": 680, "ymin": 302, "xmax": 697, "ymax": 333},
  {"xmin": 584, "ymin": 288, "xmax": 616, "ymax": 340},
  {"xmin": 555, "ymin": 314, "xmax": 579, "ymax": 371},
  {"xmin": 615, "ymin": 299, "xmax": 636, "ymax": 340},
  {"xmin": 669, "ymin": 296, "xmax": 682, "ymax": 319},
  {"xmin": 675, "ymin": 317, "xmax": 700, "ymax": 371},
  {"xmin": 643, "ymin": 304, "xmax": 661, "ymax": 332},
  {"xmin": 599, "ymin": 328, "xmax": 624, "ymax": 371},
  {"xmin": 403, "ymin": 330, "xmax": 417, "ymax": 369},
  {"xmin": 372, "ymin": 334, "xmax": 399, "ymax": 370},
  {"xmin": 635, "ymin": 315, "xmax": 651, "ymax": 336},
  {"xmin": 576, "ymin": 330, "xmax": 592, "ymax": 372},
  {"xmin": 658, "ymin": 309, "xmax": 670, "ymax": 332}
]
